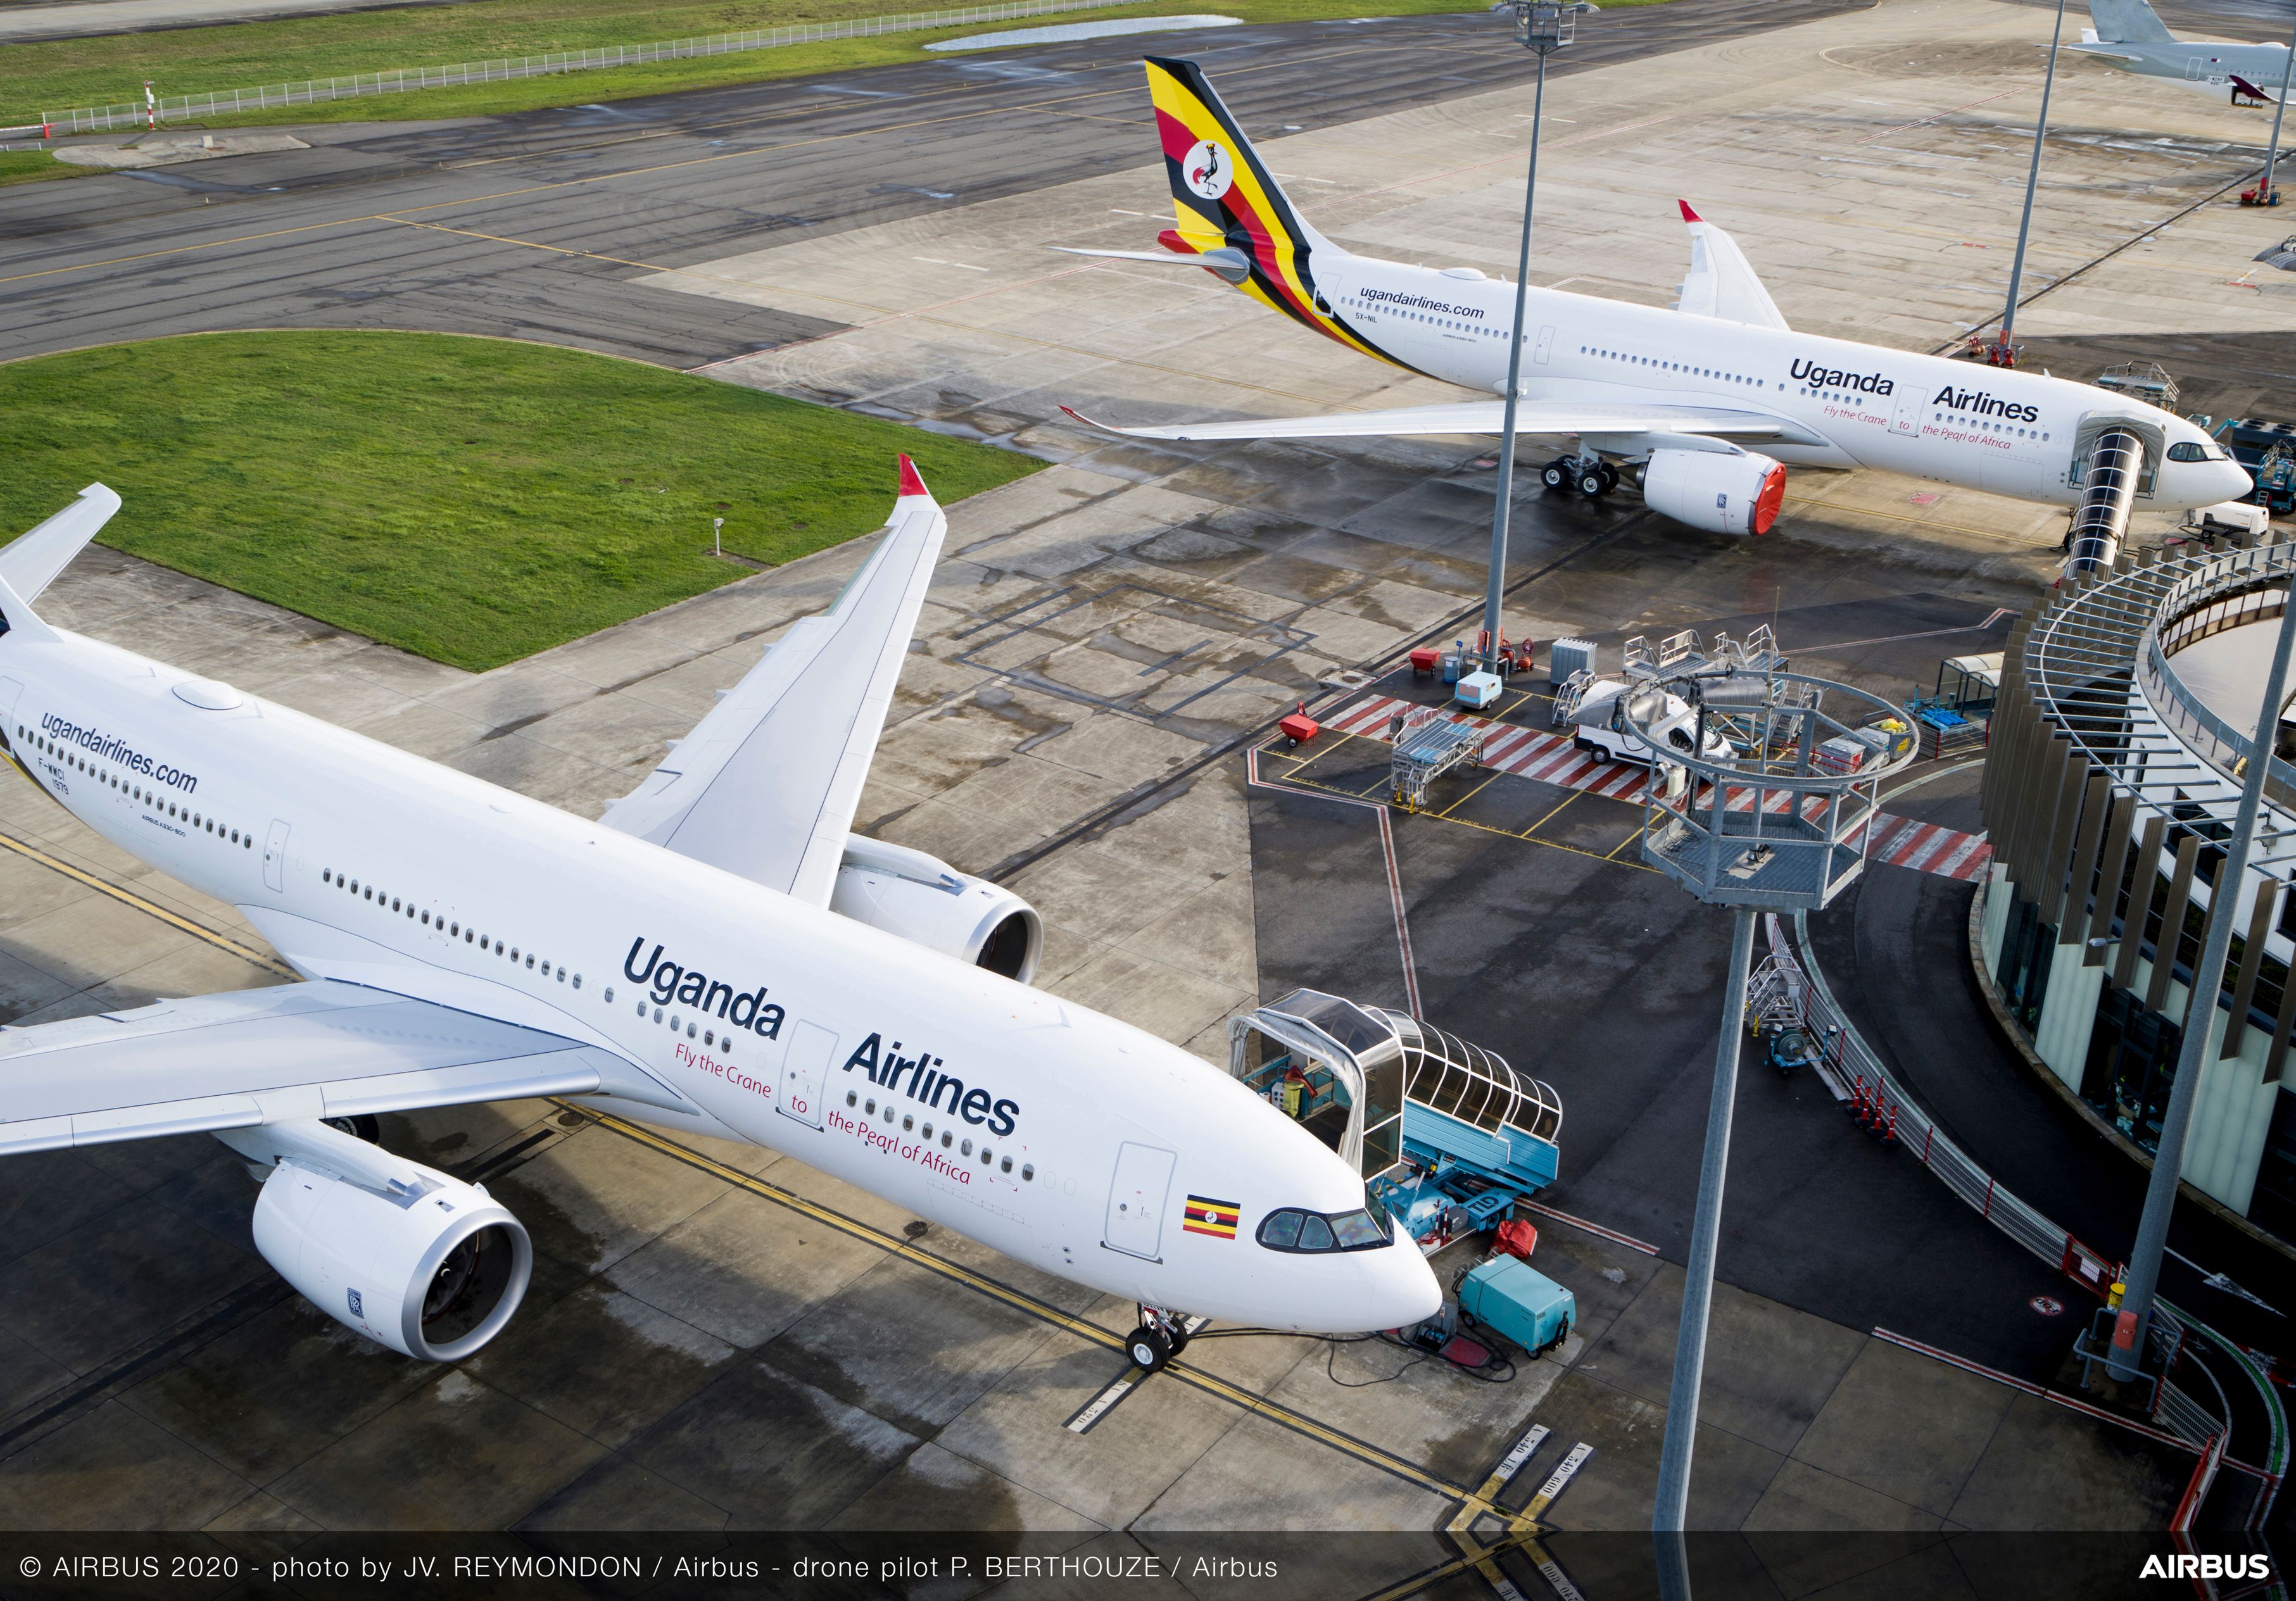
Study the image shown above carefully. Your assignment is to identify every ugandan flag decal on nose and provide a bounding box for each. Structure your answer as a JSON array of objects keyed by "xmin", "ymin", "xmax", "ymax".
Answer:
[{"xmin": 1182, "ymin": 1194, "xmax": 1241, "ymax": 1240}]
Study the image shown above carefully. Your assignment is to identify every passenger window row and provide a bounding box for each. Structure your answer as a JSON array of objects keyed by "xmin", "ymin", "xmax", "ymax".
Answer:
[
  {"xmin": 635, "ymin": 996, "xmax": 733, "ymax": 1055},
  {"xmin": 845, "ymin": 1087, "xmax": 1033, "ymax": 1181},
  {"xmin": 319, "ymin": 868, "xmax": 583, "ymax": 992},
  {"xmin": 12, "ymin": 725, "xmax": 251, "ymax": 850}
]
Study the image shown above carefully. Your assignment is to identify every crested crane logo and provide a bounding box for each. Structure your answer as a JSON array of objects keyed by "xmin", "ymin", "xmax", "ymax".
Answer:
[
  {"xmin": 1182, "ymin": 139, "xmax": 1232, "ymax": 201},
  {"xmin": 623, "ymin": 938, "xmax": 786, "ymax": 1038}
]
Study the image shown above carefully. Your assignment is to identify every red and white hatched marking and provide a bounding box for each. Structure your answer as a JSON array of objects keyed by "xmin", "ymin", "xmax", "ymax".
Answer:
[{"xmin": 1313, "ymin": 696, "xmax": 1990, "ymax": 882}]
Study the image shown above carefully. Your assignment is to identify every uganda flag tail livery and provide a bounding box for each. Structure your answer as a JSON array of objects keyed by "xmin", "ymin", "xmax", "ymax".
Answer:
[{"xmin": 1128, "ymin": 56, "xmax": 1409, "ymax": 374}]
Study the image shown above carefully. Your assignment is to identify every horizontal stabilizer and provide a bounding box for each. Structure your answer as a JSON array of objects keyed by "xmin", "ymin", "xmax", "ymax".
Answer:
[
  {"xmin": 1054, "ymin": 244, "xmax": 1252, "ymax": 283},
  {"xmin": 0, "ymin": 483, "xmax": 120, "ymax": 605},
  {"xmin": 1060, "ymin": 399, "xmax": 1792, "ymax": 444}
]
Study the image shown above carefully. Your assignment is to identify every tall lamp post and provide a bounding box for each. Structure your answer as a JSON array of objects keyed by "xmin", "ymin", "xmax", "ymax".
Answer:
[
  {"xmin": 2254, "ymin": 16, "xmax": 2292, "ymax": 206},
  {"xmin": 1482, "ymin": 0, "xmax": 1589, "ymax": 672},
  {"xmin": 1633, "ymin": 667, "xmax": 1918, "ymax": 1598},
  {"xmin": 1990, "ymin": 0, "xmax": 2069, "ymax": 367}
]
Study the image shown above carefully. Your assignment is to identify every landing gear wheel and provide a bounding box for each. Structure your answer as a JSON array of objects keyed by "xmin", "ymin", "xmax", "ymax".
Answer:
[
  {"xmin": 1167, "ymin": 1325, "xmax": 1192, "ymax": 1357},
  {"xmin": 1575, "ymin": 467, "xmax": 1610, "ymax": 499},
  {"xmin": 323, "ymin": 1114, "xmax": 381, "ymax": 1144},
  {"xmin": 1597, "ymin": 462, "xmax": 1620, "ymax": 494},
  {"xmin": 1127, "ymin": 1324, "xmax": 1174, "ymax": 1372},
  {"xmin": 1540, "ymin": 459, "xmax": 1572, "ymax": 492}
]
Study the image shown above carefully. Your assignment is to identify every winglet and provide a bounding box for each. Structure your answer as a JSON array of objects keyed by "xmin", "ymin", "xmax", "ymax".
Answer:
[
  {"xmin": 897, "ymin": 454, "xmax": 930, "ymax": 500},
  {"xmin": 1678, "ymin": 199, "xmax": 1702, "ymax": 223},
  {"xmin": 1057, "ymin": 405, "xmax": 1132, "ymax": 438}
]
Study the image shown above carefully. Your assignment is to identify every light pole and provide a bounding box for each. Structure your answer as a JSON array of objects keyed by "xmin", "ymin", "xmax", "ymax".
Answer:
[
  {"xmin": 2257, "ymin": 17, "xmax": 2293, "ymax": 206},
  {"xmin": 713, "ymin": 515, "xmax": 724, "ymax": 558},
  {"xmin": 1991, "ymin": 0, "xmax": 2070, "ymax": 367},
  {"xmin": 1631, "ymin": 665, "xmax": 1919, "ymax": 1598},
  {"xmin": 1482, "ymin": 0, "xmax": 1589, "ymax": 672},
  {"xmin": 2107, "ymin": 587, "xmax": 2296, "ymax": 1381}
]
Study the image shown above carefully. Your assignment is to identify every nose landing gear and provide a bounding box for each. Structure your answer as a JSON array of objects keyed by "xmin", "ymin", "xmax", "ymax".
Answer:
[{"xmin": 1126, "ymin": 1305, "xmax": 1194, "ymax": 1372}]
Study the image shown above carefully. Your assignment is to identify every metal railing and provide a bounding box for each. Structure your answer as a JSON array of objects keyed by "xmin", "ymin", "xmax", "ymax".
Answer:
[
  {"xmin": 1779, "ymin": 911, "xmax": 2291, "ymax": 1521},
  {"xmin": 1767, "ymin": 913, "xmax": 2095, "ymax": 1272},
  {"xmin": 11, "ymin": 0, "xmax": 1139, "ymax": 135},
  {"xmin": 2135, "ymin": 540, "xmax": 2296, "ymax": 810}
]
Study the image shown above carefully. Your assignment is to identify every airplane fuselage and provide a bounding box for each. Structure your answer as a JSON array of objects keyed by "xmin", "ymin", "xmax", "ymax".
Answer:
[
  {"xmin": 0, "ymin": 624, "xmax": 1437, "ymax": 1332},
  {"xmin": 2068, "ymin": 37, "xmax": 2292, "ymax": 99},
  {"xmin": 1305, "ymin": 254, "xmax": 2242, "ymax": 508}
]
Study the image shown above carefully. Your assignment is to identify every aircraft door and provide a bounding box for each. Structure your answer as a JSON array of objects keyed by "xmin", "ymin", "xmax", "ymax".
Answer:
[
  {"xmin": 1891, "ymin": 393, "xmax": 1921, "ymax": 436},
  {"xmin": 774, "ymin": 1020, "xmax": 838, "ymax": 1130},
  {"xmin": 262, "ymin": 819, "xmax": 291, "ymax": 893},
  {"xmin": 1534, "ymin": 325, "xmax": 1554, "ymax": 365},
  {"xmin": 2186, "ymin": 56, "xmax": 2208, "ymax": 79},
  {"xmin": 1103, "ymin": 1140, "xmax": 1176, "ymax": 1261}
]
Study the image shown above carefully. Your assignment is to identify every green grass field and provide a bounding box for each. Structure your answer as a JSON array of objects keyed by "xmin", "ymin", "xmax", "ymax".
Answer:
[
  {"xmin": 4, "ymin": 0, "xmax": 1672, "ymax": 129},
  {"xmin": 0, "ymin": 149, "xmax": 94, "ymax": 189},
  {"xmin": 0, "ymin": 332, "xmax": 1040, "ymax": 671}
]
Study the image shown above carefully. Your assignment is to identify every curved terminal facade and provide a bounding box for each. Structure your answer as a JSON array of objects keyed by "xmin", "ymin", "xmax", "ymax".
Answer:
[{"xmin": 1979, "ymin": 534, "xmax": 2296, "ymax": 1248}]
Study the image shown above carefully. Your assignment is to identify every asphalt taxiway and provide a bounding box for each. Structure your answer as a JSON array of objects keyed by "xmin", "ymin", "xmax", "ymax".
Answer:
[{"xmin": 0, "ymin": 0, "xmax": 1853, "ymax": 367}]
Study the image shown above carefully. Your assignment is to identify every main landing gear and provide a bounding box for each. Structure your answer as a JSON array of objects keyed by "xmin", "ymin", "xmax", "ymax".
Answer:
[
  {"xmin": 1126, "ymin": 1305, "xmax": 1194, "ymax": 1372},
  {"xmin": 1539, "ymin": 455, "xmax": 1618, "ymax": 500}
]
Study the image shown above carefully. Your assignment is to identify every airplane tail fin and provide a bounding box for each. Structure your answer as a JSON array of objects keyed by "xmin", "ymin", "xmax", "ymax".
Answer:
[
  {"xmin": 1143, "ymin": 56, "xmax": 1335, "ymax": 315},
  {"xmin": 2086, "ymin": 0, "xmax": 2175, "ymax": 45}
]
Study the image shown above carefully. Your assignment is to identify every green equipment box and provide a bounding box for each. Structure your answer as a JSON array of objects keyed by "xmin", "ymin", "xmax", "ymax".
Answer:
[{"xmin": 1458, "ymin": 1255, "xmax": 1576, "ymax": 1357}]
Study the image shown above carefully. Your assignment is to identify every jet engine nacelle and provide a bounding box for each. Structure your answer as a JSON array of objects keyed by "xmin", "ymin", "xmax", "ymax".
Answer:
[
  {"xmin": 1639, "ymin": 448, "xmax": 1788, "ymax": 535},
  {"xmin": 237, "ymin": 1122, "xmax": 531, "ymax": 1362},
  {"xmin": 831, "ymin": 835, "xmax": 1043, "ymax": 983}
]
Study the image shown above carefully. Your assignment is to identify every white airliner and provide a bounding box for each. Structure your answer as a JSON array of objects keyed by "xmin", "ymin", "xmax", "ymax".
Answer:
[
  {"xmin": 0, "ymin": 461, "xmax": 1439, "ymax": 1371},
  {"xmin": 2069, "ymin": 0, "xmax": 2292, "ymax": 105},
  {"xmin": 1059, "ymin": 58, "xmax": 2252, "ymax": 536}
]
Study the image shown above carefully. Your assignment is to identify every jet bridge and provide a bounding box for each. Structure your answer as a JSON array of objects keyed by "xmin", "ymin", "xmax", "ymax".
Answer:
[{"xmin": 1229, "ymin": 990, "xmax": 1561, "ymax": 1248}]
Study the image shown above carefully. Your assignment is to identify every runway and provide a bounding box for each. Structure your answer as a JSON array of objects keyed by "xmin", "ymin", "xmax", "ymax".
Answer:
[{"xmin": 0, "ymin": 0, "xmax": 1858, "ymax": 370}]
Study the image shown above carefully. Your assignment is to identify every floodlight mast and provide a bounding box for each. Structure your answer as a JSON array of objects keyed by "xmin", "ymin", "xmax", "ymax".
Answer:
[
  {"xmin": 1482, "ymin": 0, "xmax": 1591, "ymax": 674},
  {"xmin": 1630, "ymin": 666, "xmax": 1915, "ymax": 1597},
  {"xmin": 1995, "ymin": 0, "xmax": 2070, "ymax": 361}
]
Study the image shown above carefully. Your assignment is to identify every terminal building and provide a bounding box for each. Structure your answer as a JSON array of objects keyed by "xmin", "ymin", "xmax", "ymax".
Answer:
[{"xmin": 1979, "ymin": 534, "xmax": 2296, "ymax": 1249}]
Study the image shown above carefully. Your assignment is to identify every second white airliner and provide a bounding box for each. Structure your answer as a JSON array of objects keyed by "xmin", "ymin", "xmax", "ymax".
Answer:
[{"xmin": 1061, "ymin": 58, "xmax": 2252, "ymax": 536}]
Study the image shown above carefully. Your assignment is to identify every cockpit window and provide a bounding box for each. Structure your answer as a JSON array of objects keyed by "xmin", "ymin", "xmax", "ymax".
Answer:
[
  {"xmin": 2166, "ymin": 441, "xmax": 2225, "ymax": 463},
  {"xmin": 1256, "ymin": 1198, "xmax": 1395, "ymax": 1253}
]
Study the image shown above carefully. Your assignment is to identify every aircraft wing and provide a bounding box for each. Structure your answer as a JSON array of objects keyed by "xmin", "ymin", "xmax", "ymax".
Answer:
[
  {"xmin": 1674, "ymin": 202, "xmax": 1790, "ymax": 332},
  {"xmin": 0, "ymin": 483, "xmax": 120, "ymax": 604},
  {"xmin": 598, "ymin": 458, "xmax": 949, "ymax": 907},
  {"xmin": 1061, "ymin": 399, "xmax": 1791, "ymax": 443},
  {"xmin": 0, "ymin": 981, "xmax": 671, "ymax": 1157}
]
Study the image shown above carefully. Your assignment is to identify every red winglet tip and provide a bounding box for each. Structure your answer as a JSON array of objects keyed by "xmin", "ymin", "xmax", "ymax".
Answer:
[
  {"xmin": 897, "ymin": 454, "xmax": 928, "ymax": 499},
  {"xmin": 1678, "ymin": 199, "xmax": 1701, "ymax": 223}
]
